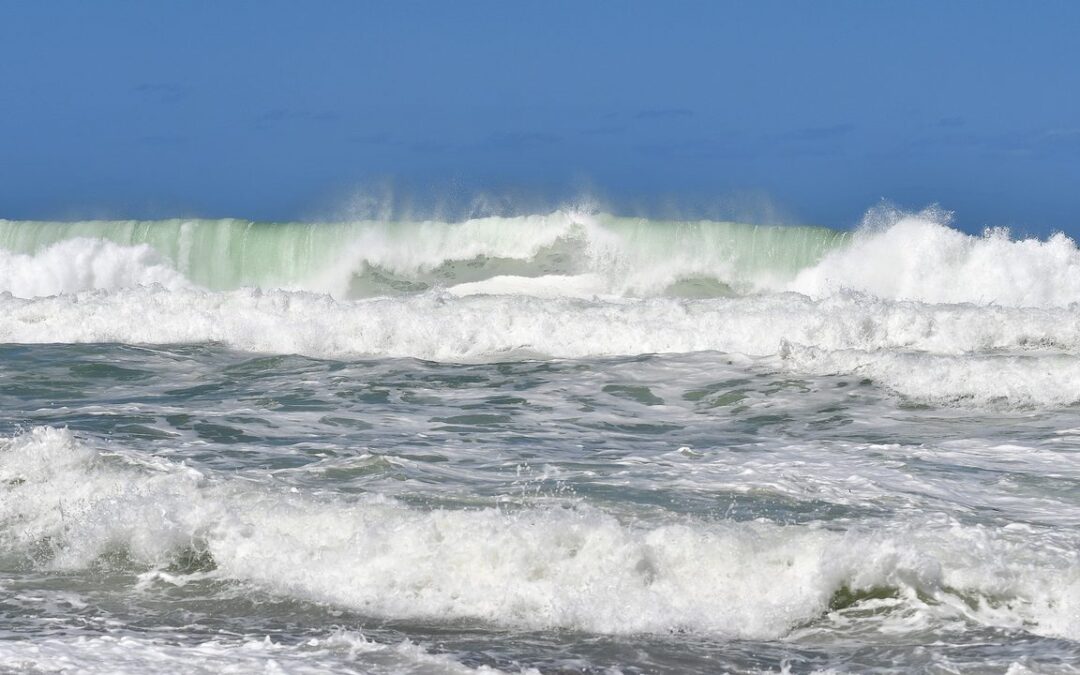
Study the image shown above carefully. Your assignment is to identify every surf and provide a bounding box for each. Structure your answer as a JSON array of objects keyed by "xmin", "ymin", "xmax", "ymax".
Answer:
[
  {"xmin": 4, "ymin": 207, "xmax": 1080, "ymax": 307},
  {"xmin": 0, "ymin": 211, "xmax": 849, "ymax": 298},
  {"xmin": 3, "ymin": 426, "xmax": 1078, "ymax": 641}
]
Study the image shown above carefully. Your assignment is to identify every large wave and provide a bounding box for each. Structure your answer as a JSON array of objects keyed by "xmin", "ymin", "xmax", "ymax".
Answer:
[
  {"xmin": 4, "ymin": 208, "xmax": 1080, "ymax": 407},
  {"xmin": 3, "ymin": 208, "xmax": 1079, "ymax": 305},
  {"xmin": 0, "ymin": 212, "xmax": 846, "ymax": 299}
]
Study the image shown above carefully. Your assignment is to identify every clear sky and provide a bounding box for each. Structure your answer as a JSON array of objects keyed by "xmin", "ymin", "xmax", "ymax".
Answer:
[{"xmin": 1, "ymin": 1, "xmax": 1078, "ymax": 234}]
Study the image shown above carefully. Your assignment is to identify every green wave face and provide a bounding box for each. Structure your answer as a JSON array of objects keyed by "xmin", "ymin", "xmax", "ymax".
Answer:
[{"xmin": 0, "ymin": 213, "xmax": 850, "ymax": 298}]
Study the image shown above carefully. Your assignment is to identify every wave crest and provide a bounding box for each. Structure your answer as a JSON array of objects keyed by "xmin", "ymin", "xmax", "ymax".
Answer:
[
  {"xmin": 789, "ymin": 207, "xmax": 1080, "ymax": 306},
  {"xmin": 3, "ymin": 209, "xmax": 1080, "ymax": 306},
  {"xmin": 0, "ymin": 238, "xmax": 192, "ymax": 297},
  {"xmin": 2, "ymin": 427, "xmax": 1077, "ymax": 640}
]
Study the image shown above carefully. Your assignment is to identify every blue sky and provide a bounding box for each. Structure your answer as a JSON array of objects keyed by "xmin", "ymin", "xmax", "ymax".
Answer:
[{"xmin": 1, "ymin": 1, "xmax": 1077, "ymax": 233}]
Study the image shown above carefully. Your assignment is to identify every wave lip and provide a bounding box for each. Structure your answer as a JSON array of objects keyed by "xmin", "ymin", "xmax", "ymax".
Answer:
[
  {"xmin": 788, "ymin": 209, "xmax": 1080, "ymax": 307},
  {"xmin": 2, "ymin": 427, "xmax": 1079, "ymax": 641},
  {"xmin": 0, "ymin": 238, "xmax": 192, "ymax": 297},
  {"xmin": 0, "ymin": 212, "xmax": 848, "ymax": 299},
  {"xmin": 4, "ymin": 208, "xmax": 1080, "ymax": 306}
]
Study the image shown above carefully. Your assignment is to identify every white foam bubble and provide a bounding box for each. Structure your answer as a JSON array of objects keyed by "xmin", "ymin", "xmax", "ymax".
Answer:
[
  {"xmin": 445, "ymin": 274, "xmax": 609, "ymax": 299},
  {"xmin": 0, "ymin": 630, "xmax": 503, "ymax": 675},
  {"xmin": 0, "ymin": 211, "xmax": 846, "ymax": 299},
  {"xmin": 4, "ymin": 287, "xmax": 1080, "ymax": 358},
  {"xmin": 3, "ymin": 427, "xmax": 1078, "ymax": 641},
  {"xmin": 0, "ymin": 425, "xmax": 207, "ymax": 570},
  {"xmin": 5, "ymin": 208, "xmax": 1080, "ymax": 306},
  {"xmin": 0, "ymin": 238, "xmax": 193, "ymax": 297},
  {"xmin": 2, "ymin": 288, "xmax": 1079, "ymax": 407},
  {"xmin": 788, "ymin": 208, "xmax": 1080, "ymax": 307},
  {"xmin": 781, "ymin": 343, "xmax": 1080, "ymax": 408}
]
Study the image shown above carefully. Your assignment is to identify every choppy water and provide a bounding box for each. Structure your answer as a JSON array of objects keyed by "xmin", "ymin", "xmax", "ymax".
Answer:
[{"xmin": 1, "ymin": 208, "xmax": 1079, "ymax": 673}]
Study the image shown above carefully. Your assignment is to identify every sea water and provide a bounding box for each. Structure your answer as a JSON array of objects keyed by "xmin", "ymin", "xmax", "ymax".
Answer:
[{"xmin": 0, "ymin": 208, "xmax": 1078, "ymax": 673}]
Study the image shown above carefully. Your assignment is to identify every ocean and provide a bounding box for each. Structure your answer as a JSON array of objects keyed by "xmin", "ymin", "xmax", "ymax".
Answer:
[{"xmin": 0, "ymin": 208, "xmax": 1078, "ymax": 673}]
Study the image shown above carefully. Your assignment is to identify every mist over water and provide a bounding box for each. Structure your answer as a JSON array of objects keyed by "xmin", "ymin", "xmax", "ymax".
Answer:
[{"xmin": 2, "ymin": 205, "xmax": 1080, "ymax": 673}]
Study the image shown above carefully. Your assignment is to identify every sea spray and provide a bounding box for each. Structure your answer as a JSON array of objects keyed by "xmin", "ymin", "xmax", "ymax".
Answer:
[{"xmin": 0, "ymin": 212, "xmax": 847, "ymax": 298}]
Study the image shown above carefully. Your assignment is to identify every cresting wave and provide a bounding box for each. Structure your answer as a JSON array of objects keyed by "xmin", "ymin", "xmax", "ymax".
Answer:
[
  {"xmin": 0, "ymin": 212, "xmax": 847, "ymax": 299},
  {"xmin": 3, "ymin": 289, "xmax": 1080, "ymax": 406},
  {"xmin": 3, "ymin": 207, "xmax": 1080, "ymax": 305},
  {"xmin": 2, "ymin": 427, "xmax": 1078, "ymax": 641},
  {"xmin": 5, "ymin": 207, "xmax": 1080, "ymax": 407}
]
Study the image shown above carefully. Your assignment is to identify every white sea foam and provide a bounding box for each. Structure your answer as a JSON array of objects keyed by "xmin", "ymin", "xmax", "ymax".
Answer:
[
  {"xmin": 0, "ymin": 212, "xmax": 847, "ymax": 299},
  {"xmin": 788, "ymin": 209, "xmax": 1080, "ymax": 307},
  {"xmin": 0, "ymin": 237, "xmax": 192, "ymax": 297},
  {"xmin": 2, "ymin": 427, "xmax": 1078, "ymax": 640},
  {"xmin": 445, "ymin": 273, "xmax": 610, "ymax": 299},
  {"xmin": 0, "ymin": 631, "xmax": 503, "ymax": 675},
  {"xmin": 3, "ymin": 209, "xmax": 1080, "ymax": 306},
  {"xmin": 2, "ymin": 288, "xmax": 1079, "ymax": 406},
  {"xmin": 780, "ymin": 344, "xmax": 1080, "ymax": 408},
  {"xmin": 3, "ymin": 287, "xmax": 1080, "ymax": 358}
]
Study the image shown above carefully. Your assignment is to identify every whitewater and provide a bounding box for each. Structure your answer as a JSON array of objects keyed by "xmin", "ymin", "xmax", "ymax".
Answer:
[{"xmin": 1, "ymin": 207, "xmax": 1079, "ymax": 673}]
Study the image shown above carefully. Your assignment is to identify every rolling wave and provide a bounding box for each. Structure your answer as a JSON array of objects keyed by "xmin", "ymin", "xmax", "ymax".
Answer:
[
  {"xmin": 2, "ymin": 427, "xmax": 1078, "ymax": 640},
  {"xmin": 3, "ymin": 209, "xmax": 1079, "ymax": 306},
  {"xmin": 3, "ymin": 211, "xmax": 847, "ymax": 298},
  {"xmin": 4, "ymin": 207, "xmax": 1080, "ymax": 407}
]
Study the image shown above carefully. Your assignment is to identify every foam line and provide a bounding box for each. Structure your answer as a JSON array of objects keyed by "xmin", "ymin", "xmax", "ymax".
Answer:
[{"xmin": 2, "ymin": 427, "xmax": 1078, "ymax": 640}]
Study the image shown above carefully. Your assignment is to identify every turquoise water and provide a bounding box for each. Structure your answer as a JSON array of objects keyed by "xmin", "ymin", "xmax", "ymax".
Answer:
[{"xmin": 0, "ymin": 213, "xmax": 848, "ymax": 296}]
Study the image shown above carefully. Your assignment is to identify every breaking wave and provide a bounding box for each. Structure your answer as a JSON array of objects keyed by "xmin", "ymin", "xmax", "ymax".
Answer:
[
  {"xmin": 4, "ymin": 207, "xmax": 1077, "ymax": 305},
  {"xmin": 2, "ymin": 427, "xmax": 1078, "ymax": 641},
  {"xmin": 2, "ymin": 288, "xmax": 1079, "ymax": 406},
  {"xmin": 0, "ymin": 212, "xmax": 846, "ymax": 299},
  {"xmin": 4, "ymin": 206, "xmax": 1080, "ymax": 407}
]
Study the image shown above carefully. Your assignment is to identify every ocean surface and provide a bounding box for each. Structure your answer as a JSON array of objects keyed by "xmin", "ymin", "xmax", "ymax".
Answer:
[{"xmin": 1, "ymin": 208, "xmax": 1079, "ymax": 674}]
